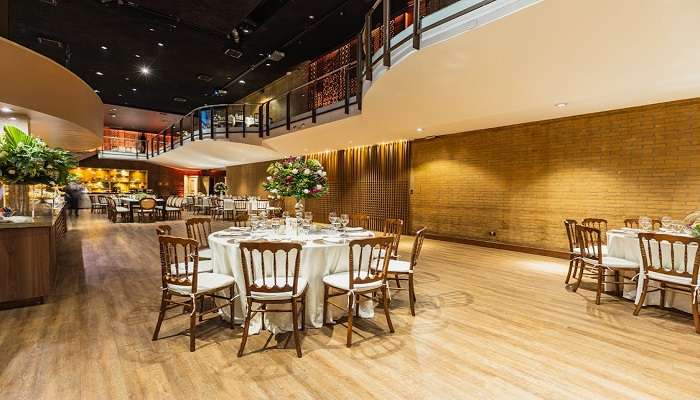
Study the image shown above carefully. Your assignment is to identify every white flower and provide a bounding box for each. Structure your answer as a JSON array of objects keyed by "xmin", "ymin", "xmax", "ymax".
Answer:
[
  {"xmin": 266, "ymin": 176, "xmax": 272, "ymax": 181},
  {"xmin": 270, "ymin": 188, "xmax": 277, "ymax": 193},
  {"xmin": 316, "ymin": 170, "xmax": 323, "ymax": 176},
  {"xmin": 303, "ymin": 168, "xmax": 310, "ymax": 175},
  {"xmin": 322, "ymin": 171, "xmax": 327, "ymax": 177},
  {"xmin": 291, "ymin": 168, "xmax": 298, "ymax": 174},
  {"xmin": 8, "ymin": 169, "xmax": 15, "ymax": 175},
  {"xmin": 316, "ymin": 184, "xmax": 322, "ymax": 190},
  {"xmin": 303, "ymin": 189, "xmax": 310, "ymax": 194}
]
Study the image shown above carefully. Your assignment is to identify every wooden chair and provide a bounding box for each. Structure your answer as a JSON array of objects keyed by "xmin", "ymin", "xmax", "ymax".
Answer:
[
  {"xmin": 573, "ymin": 225, "xmax": 639, "ymax": 304},
  {"xmin": 162, "ymin": 197, "xmax": 182, "ymax": 220},
  {"xmin": 152, "ymin": 235, "xmax": 236, "ymax": 352},
  {"xmin": 322, "ymin": 236, "xmax": 395, "ymax": 347},
  {"xmin": 256, "ymin": 200, "xmax": 269, "ymax": 214},
  {"xmin": 383, "ymin": 227, "xmax": 426, "ymax": 316},
  {"xmin": 106, "ymin": 197, "xmax": 130, "ymax": 223},
  {"xmin": 564, "ymin": 219, "xmax": 580, "ymax": 284},
  {"xmin": 624, "ymin": 218, "xmax": 639, "ymax": 228},
  {"xmin": 383, "ymin": 218, "xmax": 404, "ymax": 260},
  {"xmin": 138, "ymin": 198, "xmax": 157, "ymax": 223},
  {"xmin": 97, "ymin": 195, "xmax": 109, "ymax": 215},
  {"xmin": 582, "ymin": 218, "xmax": 608, "ymax": 243},
  {"xmin": 185, "ymin": 217, "xmax": 213, "ymax": 261},
  {"xmin": 237, "ymin": 241, "xmax": 308, "ymax": 358},
  {"xmin": 634, "ymin": 233, "xmax": 700, "ymax": 334},
  {"xmin": 350, "ymin": 213, "xmax": 370, "ymax": 229},
  {"xmin": 156, "ymin": 224, "xmax": 172, "ymax": 236},
  {"xmin": 90, "ymin": 195, "xmax": 106, "ymax": 214},
  {"xmin": 210, "ymin": 197, "xmax": 224, "ymax": 220}
]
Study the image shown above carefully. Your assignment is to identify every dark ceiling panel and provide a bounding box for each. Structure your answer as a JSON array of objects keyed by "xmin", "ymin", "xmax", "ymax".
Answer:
[{"xmin": 7, "ymin": 0, "xmax": 393, "ymax": 115}]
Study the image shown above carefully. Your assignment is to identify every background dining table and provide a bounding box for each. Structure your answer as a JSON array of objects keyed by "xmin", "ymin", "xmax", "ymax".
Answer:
[{"xmin": 208, "ymin": 227, "xmax": 377, "ymax": 334}]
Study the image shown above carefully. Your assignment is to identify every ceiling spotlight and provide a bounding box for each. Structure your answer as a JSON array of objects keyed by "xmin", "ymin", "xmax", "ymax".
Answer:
[
  {"xmin": 94, "ymin": 90, "xmax": 100, "ymax": 93},
  {"xmin": 149, "ymin": 27, "xmax": 155, "ymax": 32},
  {"xmin": 100, "ymin": 45, "xmax": 108, "ymax": 50},
  {"xmin": 157, "ymin": 42, "xmax": 164, "ymax": 47},
  {"xmin": 238, "ymin": 80, "xmax": 245, "ymax": 84},
  {"xmin": 265, "ymin": 63, "xmax": 271, "ymax": 67},
  {"xmin": 1, "ymin": 107, "xmax": 12, "ymax": 113},
  {"xmin": 134, "ymin": 54, "xmax": 141, "ymax": 58},
  {"xmin": 140, "ymin": 66, "xmax": 150, "ymax": 75},
  {"xmin": 416, "ymin": 127, "xmax": 423, "ymax": 132},
  {"xmin": 110, "ymin": 108, "xmax": 117, "ymax": 111},
  {"xmin": 308, "ymin": 15, "xmax": 314, "ymax": 19},
  {"xmin": 95, "ymin": 71, "xmax": 104, "ymax": 76},
  {"xmin": 555, "ymin": 102, "xmax": 568, "ymax": 108},
  {"xmin": 259, "ymin": 53, "xmax": 264, "ymax": 57},
  {"xmin": 118, "ymin": 93, "xmax": 123, "ymax": 97},
  {"xmin": 110, "ymin": 113, "xmax": 117, "ymax": 118},
  {"xmin": 131, "ymin": 88, "xmax": 137, "ymax": 92},
  {"xmin": 241, "ymin": 28, "xmax": 250, "ymax": 34}
]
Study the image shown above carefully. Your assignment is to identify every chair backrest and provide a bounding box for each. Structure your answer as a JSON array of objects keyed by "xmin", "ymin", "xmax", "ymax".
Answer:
[
  {"xmin": 98, "ymin": 195, "xmax": 109, "ymax": 205},
  {"xmin": 347, "ymin": 236, "xmax": 394, "ymax": 289},
  {"xmin": 223, "ymin": 199, "xmax": 235, "ymax": 211},
  {"xmin": 575, "ymin": 225, "xmax": 604, "ymax": 264},
  {"xmin": 582, "ymin": 218, "xmax": 607, "ymax": 234},
  {"xmin": 257, "ymin": 200, "xmax": 269, "ymax": 210},
  {"xmin": 173, "ymin": 197, "xmax": 183, "ymax": 208},
  {"xmin": 563, "ymin": 219, "xmax": 578, "ymax": 253},
  {"xmin": 106, "ymin": 196, "xmax": 116, "ymax": 210},
  {"xmin": 350, "ymin": 213, "xmax": 370, "ymax": 229},
  {"xmin": 140, "ymin": 197, "xmax": 156, "ymax": 210},
  {"xmin": 156, "ymin": 224, "xmax": 172, "ymax": 236},
  {"xmin": 234, "ymin": 199, "xmax": 248, "ymax": 211},
  {"xmin": 409, "ymin": 227, "xmax": 427, "ymax": 270},
  {"xmin": 383, "ymin": 218, "xmax": 404, "ymax": 258},
  {"xmin": 89, "ymin": 194, "xmax": 98, "ymax": 204},
  {"xmin": 158, "ymin": 235, "xmax": 200, "ymax": 289},
  {"xmin": 238, "ymin": 241, "xmax": 303, "ymax": 296},
  {"xmin": 652, "ymin": 219, "xmax": 662, "ymax": 230},
  {"xmin": 211, "ymin": 197, "xmax": 223, "ymax": 208},
  {"xmin": 185, "ymin": 217, "xmax": 212, "ymax": 249},
  {"xmin": 624, "ymin": 218, "xmax": 639, "ymax": 228},
  {"xmin": 638, "ymin": 232, "xmax": 700, "ymax": 285}
]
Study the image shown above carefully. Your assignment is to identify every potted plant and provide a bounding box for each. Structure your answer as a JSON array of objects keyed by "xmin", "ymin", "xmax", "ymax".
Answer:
[
  {"xmin": 0, "ymin": 125, "xmax": 76, "ymax": 215},
  {"xmin": 262, "ymin": 156, "xmax": 328, "ymax": 216}
]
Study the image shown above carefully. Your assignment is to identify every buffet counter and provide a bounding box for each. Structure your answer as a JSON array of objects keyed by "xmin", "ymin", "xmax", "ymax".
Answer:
[{"xmin": 0, "ymin": 206, "xmax": 67, "ymax": 308}]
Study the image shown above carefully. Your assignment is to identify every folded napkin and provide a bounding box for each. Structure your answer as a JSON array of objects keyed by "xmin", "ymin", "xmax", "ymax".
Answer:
[
  {"xmin": 216, "ymin": 231, "xmax": 249, "ymax": 237},
  {"xmin": 345, "ymin": 227, "xmax": 364, "ymax": 232},
  {"xmin": 323, "ymin": 237, "xmax": 346, "ymax": 243},
  {"xmin": 6, "ymin": 216, "xmax": 33, "ymax": 223},
  {"xmin": 227, "ymin": 226, "xmax": 249, "ymax": 231},
  {"xmin": 344, "ymin": 231, "xmax": 374, "ymax": 238}
]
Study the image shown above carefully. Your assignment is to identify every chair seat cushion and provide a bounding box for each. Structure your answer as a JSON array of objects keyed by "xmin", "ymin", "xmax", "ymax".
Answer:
[
  {"xmin": 323, "ymin": 271, "xmax": 383, "ymax": 291},
  {"xmin": 573, "ymin": 245, "xmax": 608, "ymax": 256},
  {"xmin": 165, "ymin": 207, "xmax": 180, "ymax": 211},
  {"xmin": 167, "ymin": 272, "xmax": 234, "ymax": 295},
  {"xmin": 647, "ymin": 271, "xmax": 692, "ymax": 286},
  {"xmin": 372, "ymin": 259, "xmax": 412, "ymax": 273},
  {"xmin": 601, "ymin": 256, "xmax": 638, "ymax": 269},
  {"xmin": 115, "ymin": 207, "xmax": 129, "ymax": 213},
  {"xmin": 250, "ymin": 277, "xmax": 308, "ymax": 300},
  {"xmin": 198, "ymin": 248, "xmax": 213, "ymax": 260}
]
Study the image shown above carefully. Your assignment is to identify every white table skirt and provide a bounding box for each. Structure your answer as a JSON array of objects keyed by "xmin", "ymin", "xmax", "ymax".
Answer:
[
  {"xmin": 209, "ymin": 230, "xmax": 377, "ymax": 334},
  {"xmin": 606, "ymin": 230, "xmax": 697, "ymax": 312}
]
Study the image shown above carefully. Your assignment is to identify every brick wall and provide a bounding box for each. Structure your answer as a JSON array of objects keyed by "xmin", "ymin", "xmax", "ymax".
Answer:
[{"xmin": 410, "ymin": 98, "xmax": 700, "ymax": 251}]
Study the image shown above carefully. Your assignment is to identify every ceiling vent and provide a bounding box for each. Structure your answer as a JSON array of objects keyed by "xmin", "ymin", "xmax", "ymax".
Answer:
[
  {"xmin": 268, "ymin": 50, "xmax": 285, "ymax": 61},
  {"xmin": 196, "ymin": 74, "xmax": 213, "ymax": 82},
  {"xmin": 36, "ymin": 36, "xmax": 64, "ymax": 48},
  {"xmin": 224, "ymin": 48, "xmax": 243, "ymax": 59}
]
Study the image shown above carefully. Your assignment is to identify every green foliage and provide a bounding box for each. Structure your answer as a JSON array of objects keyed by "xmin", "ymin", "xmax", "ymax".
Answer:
[
  {"xmin": 262, "ymin": 156, "xmax": 328, "ymax": 200},
  {"xmin": 0, "ymin": 125, "xmax": 77, "ymax": 185}
]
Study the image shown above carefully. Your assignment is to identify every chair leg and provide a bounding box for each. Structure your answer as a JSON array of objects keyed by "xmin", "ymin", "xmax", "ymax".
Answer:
[
  {"xmin": 229, "ymin": 286, "xmax": 235, "ymax": 329},
  {"xmin": 152, "ymin": 291, "xmax": 168, "ymax": 341},
  {"xmin": 659, "ymin": 283, "xmax": 666, "ymax": 308},
  {"xmin": 595, "ymin": 267, "xmax": 603, "ymax": 305},
  {"xmin": 238, "ymin": 300, "xmax": 253, "ymax": 357},
  {"xmin": 189, "ymin": 296, "xmax": 198, "ymax": 352},
  {"xmin": 693, "ymin": 299, "xmax": 700, "ymax": 334},
  {"xmin": 573, "ymin": 261, "xmax": 584, "ymax": 292},
  {"xmin": 565, "ymin": 257, "xmax": 575, "ymax": 284},
  {"xmin": 395, "ymin": 275, "xmax": 401, "ymax": 289},
  {"xmin": 408, "ymin": 274, "xmax": 416, "ymax": 316},
  {"xmin": 199, "ymin": 296, "xmax": 204, "ymax": 322},
  {"xmin": 346, "ymin": 293, "xmax": 354, "ymax": 348},
  {"xmin": 300, "ymin": 297, "xmax": 306, "ymax": 331},
  {"xmin": 614, "ymin": 270, "xmax": 622, "ymax": 297},
  {"xmin": 633, "ymin": 278, "xmax": 649, "ymax": 316},
  {"xmin": 382, "ymin": 286, "xmax": 395, "ymax": 333},
  {"xmin": 291, "ymin": 298, "xmax": 302, "ymax": 358},
  {"xmin": 322, "ymin": 285, "xmax": 329, "ymax": 325}
]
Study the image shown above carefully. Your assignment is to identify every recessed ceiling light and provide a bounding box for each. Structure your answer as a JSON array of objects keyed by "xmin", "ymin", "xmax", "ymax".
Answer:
[
  {"xmin": 416, "ymin": 127, "xmax": 423, "ymax": 132},
  {"xmin": 95, "ymin": 71, "xmax": 104, "ymax": 76},
  {"xmin": 149, "ymin": 27, "xmax": 155, "ymax": 32},
  {"xmin": 140, "ymin": 66, "xmax": 150, "ymax": 75},
  {"xmin": 124, "ymin": 77, "xmax": 130, "ymax": 81},
  {"xmin": 100, "ymin": 45, "xmax": 108, "ymax": 50},
  {"xmin": 118, "ymin": 93, "xmax": 123, "ymax": 97},
  {"xmin": 94, "ymin": 90, "xmax": 100, "ymax": 93},
  {"xmin": 9, "ymin": 117, "xmax": 17, "ymax": 121},
  {"xmin": 110, "ymin": 108, "xmax": 117, "ymax": 111},
  {"xmin": 134, "ymin": 54, "xmax": 141, "ymax": 58},
  {"xmin": 1, "ymin": 107, "xmax": 12, "ymax": 113},
  {"xmin": 157, "ymin": 42, "xmax": 164, "ymax": 47},
  {"xmin": 265, "ymin": 63, "xmax": 271, "ymax": 67},
  {"xmin": 259, "ymin": 53, "xmax": 264, "ymax": 57},
  {"xmin": 241, "ymin": 28, "xmax": 250, "ymax": 34},
  {"xmin": 238, "ymin": 80, "xmax": 245, "ymax": 84},
  {"xmin": 131, "ymin": 88, "xmax": 137, "ymax": 92},
  {"xmin": 308, "ymin": 15, "xmax": 314, "ymax": 19},
  {"xmin": 555, "ymin": 102, "xmax": 568, "ymax": 108}
]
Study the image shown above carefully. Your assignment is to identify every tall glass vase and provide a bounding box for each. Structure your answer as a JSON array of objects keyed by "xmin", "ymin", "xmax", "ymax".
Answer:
[
  {"xmin": 3, "ymin": 184, "xmax": 32, "ymax": 216},
  {"xmin": 294, "ymin": 197, "xmax": 305, "ymax": 218}
]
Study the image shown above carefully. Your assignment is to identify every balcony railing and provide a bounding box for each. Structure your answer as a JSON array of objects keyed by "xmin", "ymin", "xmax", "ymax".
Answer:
[{"xmin": 130, "ymin": 0, "xmax": 505, "ymax": 160}]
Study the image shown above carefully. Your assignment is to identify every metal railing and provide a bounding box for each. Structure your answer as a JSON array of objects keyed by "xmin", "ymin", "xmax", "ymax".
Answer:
[{"xmin": 139, "ymin": 0, "xmax": 498, "ymax": 160}]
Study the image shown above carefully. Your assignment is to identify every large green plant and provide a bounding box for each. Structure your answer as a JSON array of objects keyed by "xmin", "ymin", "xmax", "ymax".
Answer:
[{"xmin": 0, "ymin": 125, "xmax": 76, "ymax": 185}]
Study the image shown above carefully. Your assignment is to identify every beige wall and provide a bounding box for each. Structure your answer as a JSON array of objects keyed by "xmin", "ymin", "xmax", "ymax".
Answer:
[{"xmin": 411, "ymin": 98, "xmax": 700, "ymax": 251}]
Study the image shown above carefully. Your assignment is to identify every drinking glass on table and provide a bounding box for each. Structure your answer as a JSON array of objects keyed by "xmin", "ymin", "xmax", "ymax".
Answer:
[
  {"xmin": 304, "ymin": 211, "xmax": 313, "ymax": 222},
  {"xmin": 271, "ymin": 217, "xmax": 281, "ymax": 233},
  {"xmin": 250, "ymin": 214, "xmax": 259, "ymax": 232},
  {"xmin": 639, "ymin": 216, "xmax": 652, "ymax": 231},
  {"xmin": 340, "ymin": 214, "xmax": 349, "ymax": 231},
  {"xmin": 301, "ymin": 217, "xmax": 312, "ymax": 239},
  {"xmin": 661, "ymin": 216, "xmax": 673, "ymax": 230},
  {"xmin": 282, "ymin": 211, "xmax": 290, "ymax": 219},
  {"xmin": 329, "ymin": 212, "xmax": 338, "ymax": 230}
]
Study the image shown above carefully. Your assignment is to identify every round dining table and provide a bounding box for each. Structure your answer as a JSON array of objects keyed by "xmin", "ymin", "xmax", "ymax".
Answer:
[
  {"xmin": 606, "ymin": 228, "xmax": 697, "ymax": 312},
  {"xmin": 208, "ymin": 227, "xmax": 376, "ymax": 334}
]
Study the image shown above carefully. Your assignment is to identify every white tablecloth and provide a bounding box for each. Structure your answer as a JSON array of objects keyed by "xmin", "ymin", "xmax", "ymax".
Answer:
[
  {"xmin": 208, "ymin": 229, "xmax": 376, "ymax": 334},
  {"xmin": 606, "ymin": 230, "xmax": 697, "ymax": 312}
]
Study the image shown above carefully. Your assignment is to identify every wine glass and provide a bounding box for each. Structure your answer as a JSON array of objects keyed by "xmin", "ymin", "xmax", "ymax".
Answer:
[
  {"xmin": 250, "ymin": 214, "xmax": 259, "ymax": 232},
  {"xmin": 282, "ymin": 211, "xmax": 290, "ymax": 219},
  {"xmin": 639, "ymin": 216, "xmax": 652, "ymax": 231},
  {"xmin": 304, "ymin": 211, "xmax": 313, "ymax": 221},
  {"xmin": 329, "ymin": 212, "xmax": 337, "ymax": 231},
  {"xmin": 661, "ymin": 216, "xmax": 673, "ymax": 230},
  {"xmin": 340, "ymin": 214, "xmax": 349, "ymax": 231}
]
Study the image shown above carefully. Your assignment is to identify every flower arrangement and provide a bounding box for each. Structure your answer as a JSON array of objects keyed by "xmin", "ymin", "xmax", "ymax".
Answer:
[
  {"xmin": 214, "ymin": 181, "xmax": 228, "ymax": 195},
  {"xmin": 262, "ymin": 156, "xmax": 328, "ymax": 201},
  {"xmin": 0, "ymin": 125, "xmax": 76, "ymax": 185}
]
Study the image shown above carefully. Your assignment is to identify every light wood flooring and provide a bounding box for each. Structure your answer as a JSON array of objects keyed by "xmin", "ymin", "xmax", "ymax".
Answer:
[{"xmin": 1, "ymin": 213, "xmax": 699, "ymax": 399}]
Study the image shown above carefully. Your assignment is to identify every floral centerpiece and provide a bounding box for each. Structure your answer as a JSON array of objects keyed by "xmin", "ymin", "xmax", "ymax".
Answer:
[
  {"xmin": 262, "ymin": 156, "xmax": 328, "ymax": 216},
  {"xmin": 214, "ymin": 182, "xmax": 228, "ymax": 196},
  {"xmin": 0, "ymin": 125, "xmax": 76, "ymax": 215}
]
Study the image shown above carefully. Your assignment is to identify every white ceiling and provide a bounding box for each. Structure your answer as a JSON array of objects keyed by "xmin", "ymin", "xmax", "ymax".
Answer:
[
  {"xmin": 104, "ymin": 104, "xmax": 181, "ymax": 133},
  {"xmin": 148, "ymin": 139, "xmax": 282, "ymax": 170},
  {"xmin": 264, "ymin": 0, "xmax": 700, "ymax": 154}
]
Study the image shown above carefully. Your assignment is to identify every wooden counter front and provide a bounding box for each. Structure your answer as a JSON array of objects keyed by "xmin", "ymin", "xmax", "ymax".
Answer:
[{"xmin": 0, "ymin": 207, "xmax": 67, "ymax": 307}]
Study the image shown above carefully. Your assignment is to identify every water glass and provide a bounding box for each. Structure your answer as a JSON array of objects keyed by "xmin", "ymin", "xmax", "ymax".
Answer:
[
  {"xmin": 304, "ymin": 211, "xmax": 313, "ymax": 221},
  {"xmin": 639, "ymin": 216, "xmax": 652, "ymax": 231},
  {"xmin": 282, "ymin": 211, "xmax": 290, "ymax": 219},
  {"xmin": 340, "ymin": 214, "xmax": 349, "ymax": 231},
  {"xmin": 250, "ymin": 214, "xmax": 259, "ymax": 232},
  {"xmin": 661, "ymin": 216, "xmax": 673, "ymax": 230},
  {"xmin": 271, "ymin": 217, "xmax": 281, "ymax": 233}
]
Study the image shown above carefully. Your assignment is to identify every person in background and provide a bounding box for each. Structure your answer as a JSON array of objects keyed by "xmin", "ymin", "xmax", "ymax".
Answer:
[
  {"xmin": 138, "ymin": 132, "xmax": 147, "ymax": 153},
  {"xmin": 63, "ymin": 179, "xmax": 84, "ymax": 217}
]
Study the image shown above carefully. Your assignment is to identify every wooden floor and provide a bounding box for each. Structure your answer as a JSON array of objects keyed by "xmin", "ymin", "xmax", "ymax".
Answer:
[{"xmin": 1, "ymin": 213, "xmax": 700, "ymax": 399}]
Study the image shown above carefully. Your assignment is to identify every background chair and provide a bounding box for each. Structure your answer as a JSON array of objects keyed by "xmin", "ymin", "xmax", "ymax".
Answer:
[
  {"xmin": 563, "ymin": 219, "xmax": 579, "ymax": 284},
  {"xmin": 138, "ymin": 198, "xmax": 157, "ymax": 223},
  {"xmin": 350, "ymin": 213, "xmax": 370, "ymax": 229},
  {"xmin": 383, "ymin": 227, "xmax": 426, "ymax": 316},
  {"xmin": 237, "ymin": 241, "xmax": 307, "ymax": 357},
  {"xmin": 185, "ymin": 217, "xmax": 213, "ymax": 261},
  {"xmin": 383, "ymin": 218, "xmax": 404, "ymax": 260},
  {"xmin": 582, "ymin": 218, "xmax": 608, "ymax": 243}
]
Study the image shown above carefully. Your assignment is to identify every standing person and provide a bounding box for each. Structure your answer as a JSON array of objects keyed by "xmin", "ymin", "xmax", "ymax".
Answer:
[
  {"xmin": 63, "ymin": 179, "xmax": 83, "ymax": 217},
  {"xmin": 138, "ymin": 132, "xmax": 147, "ymax": 154}
]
